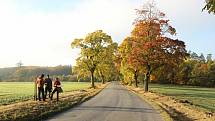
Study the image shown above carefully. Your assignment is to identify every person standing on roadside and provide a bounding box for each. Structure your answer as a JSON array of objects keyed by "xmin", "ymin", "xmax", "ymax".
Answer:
[
  {"xmin": 44, "ymin": 74, "xmax": 52, "ymax": 98},
  {"xmin": 36, "ymin": 74, "xmax": 45, "ymax": 101},
  {"xmin": 51, "ymin": 77, "xmax": 62, "ymax": 101}
]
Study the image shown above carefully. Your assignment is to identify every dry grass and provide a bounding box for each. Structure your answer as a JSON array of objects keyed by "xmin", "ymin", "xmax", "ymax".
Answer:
[
  {"xmin": 0, "ymin": 83, "xmax": 108, "ymax": 121},
  {"xmin": 127, "ymin": 86, "xmax": 215, "ymax": 121}
]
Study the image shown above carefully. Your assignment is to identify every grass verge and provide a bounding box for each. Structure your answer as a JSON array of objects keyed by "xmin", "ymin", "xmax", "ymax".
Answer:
[
  {"xmin": 0, "ymin": 83, "xmax": 109, "ymax": 121},
  {"xmin": 125, "ymin": 85, "xmax": 215, "ymax": 121}
]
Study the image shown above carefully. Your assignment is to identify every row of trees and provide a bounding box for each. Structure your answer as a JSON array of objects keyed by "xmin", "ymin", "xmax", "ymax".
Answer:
[
  {"xmin": 71, "ymin": 2, "xmax": 187, "ymax": 91},
  {"xmin": 71, "ymin": 1, "xmax": 215, "ymax": 91},
  {"xmin": 160, "ymin": 52, "xmax": 215, "ymax": 87}
]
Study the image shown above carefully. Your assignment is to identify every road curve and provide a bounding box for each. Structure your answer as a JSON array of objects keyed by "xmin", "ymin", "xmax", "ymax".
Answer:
[{"xmin": 47, "ymin": 82, "xmax": 164, "ymax": 121}]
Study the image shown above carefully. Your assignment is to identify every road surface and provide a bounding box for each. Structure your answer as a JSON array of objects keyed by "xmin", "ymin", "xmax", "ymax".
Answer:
[{"xmin": 47, "ymin": 82, "xmax": 164, "ymax": 121}]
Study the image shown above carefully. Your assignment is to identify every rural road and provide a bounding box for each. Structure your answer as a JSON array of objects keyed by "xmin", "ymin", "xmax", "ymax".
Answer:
[{"xmin": 47, "ymin": 82, "xmax": 164, "ymax": 121}]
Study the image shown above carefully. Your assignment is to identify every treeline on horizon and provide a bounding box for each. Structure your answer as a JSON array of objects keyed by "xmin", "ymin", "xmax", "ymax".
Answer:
[
  {"xmin": 0, "ymin": 65, "xmax": 72, "ymax": 82},
  {"xmin": 146, "ymin": 52, "xmax": 215, "ymax": 87}
]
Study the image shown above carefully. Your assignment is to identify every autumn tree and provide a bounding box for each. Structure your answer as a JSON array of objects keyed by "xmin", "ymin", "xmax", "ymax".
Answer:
[
  {"xmin": 74, "ymin": 59, "xmax": 91, "ymax": 82},
  {"xmin": 126, "ymin": 1, "xmax": 187, "ymax": 91},
  {"xmin": 119, "ymin": 37, "xmax": 142, "ymax": 87},
  {"xmin": 71, "ymin": 30, "xmax": 116, "ymax": 88},
  {"xmin": 203, "ymin": 0, "xmax": 215, "ymax": 14},
  {"xmin": 95, "ymin": 42, "xmax": 118, "ymax": 84}
]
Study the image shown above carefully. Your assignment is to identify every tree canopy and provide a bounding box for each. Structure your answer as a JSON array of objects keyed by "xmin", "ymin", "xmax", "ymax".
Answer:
[
  {"xmin": 118, "ymin": 1, "xmax": 187, "ymax": 91},
  {"xmin": 203, "ymin": 0, "xmax": 215, "ymax": 14},
  {"xmin": 71, "ymin": 30, "xmax": 117, "ymax": 88}
]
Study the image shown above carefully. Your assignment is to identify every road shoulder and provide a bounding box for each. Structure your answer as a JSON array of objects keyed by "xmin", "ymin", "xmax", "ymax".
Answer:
[
  {"xmin": 124, "ymin": 85, "xmax": 172, "ymax": 121},
  {"xmin": 125, "ymin": 85, "xmax": 215, "ymax": 121}
]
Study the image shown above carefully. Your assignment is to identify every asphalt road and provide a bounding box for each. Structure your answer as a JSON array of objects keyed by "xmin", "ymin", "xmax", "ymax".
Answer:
[{"xmin": 47, "ymin": 82, "xmax": 164, "ymax": 121}]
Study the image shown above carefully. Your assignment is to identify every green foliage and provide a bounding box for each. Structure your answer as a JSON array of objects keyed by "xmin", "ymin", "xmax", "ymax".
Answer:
[{"xmin": 149, "ymin": 84, "xmax": 215, "ymax": 112}]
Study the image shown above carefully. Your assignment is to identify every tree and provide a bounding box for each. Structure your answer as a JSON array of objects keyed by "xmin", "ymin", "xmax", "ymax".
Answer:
[
  {"xmin": 128, "ymin": 1, "xmax": 187, "ymax": 91},
  {"xmin": 203, "ymin": 0, "xmax": 215, "ymax": 14},
  {"xmin": 118, "ymin": 37, "xmax": 141, "ymax": 87},
  {"xmin": 206, "ymin": 54, "xmax": 212, "ymax": 63},
  {"xmin": 176, "ymin": 60, "xmax": 194, "ymax": 85},
  {"xmin": 190, "ymin": 52, "xmax": 200, "ymax": 61},
  {"xmin": 16, "ymin": 60, "xmax": 23, "ymax": 68},
  {"xmin": 95, "ymin": 42, "xmax": 118, "ymax": 84},
  {"xmin": 199, "ymin": 53, "xmax": 206, "ymax": 63},
  {"xmin": 71, "ymin": 30, "xmax": 115, "ymax": 88}
]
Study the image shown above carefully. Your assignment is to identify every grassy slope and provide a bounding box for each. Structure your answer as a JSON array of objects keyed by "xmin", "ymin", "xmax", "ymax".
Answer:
[
  {"xmin": 149, "ymin": 84, "xmax": 215, "ymax": 112},
  {"xmin": 0, "ymin": 82, "xmax": 90, "ymax": 105}
]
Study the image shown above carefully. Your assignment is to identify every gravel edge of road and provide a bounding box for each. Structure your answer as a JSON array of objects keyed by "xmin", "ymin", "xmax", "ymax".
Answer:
[{"xmin": 124, "ymin": 85, "xmax": 173, "ymax": 121}]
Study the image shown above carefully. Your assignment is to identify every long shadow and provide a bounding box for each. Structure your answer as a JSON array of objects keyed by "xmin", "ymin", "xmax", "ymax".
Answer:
[
  {"xmin": 160, "ymin": 104, "xmax": 194, "ymax": 121},
  {"xmin": 72, "ymin": 105, "xmax": 158, "ymax": 114},
  {"xmin": 104, "ymin": 88, "xmax": 128, "ymax": 92}
]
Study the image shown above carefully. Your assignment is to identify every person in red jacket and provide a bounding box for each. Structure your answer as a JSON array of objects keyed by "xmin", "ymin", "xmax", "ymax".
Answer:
[{"xmin": 50, "ymin": 77, "xmax": 62, "ymax": 101}]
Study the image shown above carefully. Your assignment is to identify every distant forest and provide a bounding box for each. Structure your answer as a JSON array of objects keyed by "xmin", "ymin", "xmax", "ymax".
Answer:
[{"xmin": 0, "ymin": 65, "xmax": 72, "ymax": 82}]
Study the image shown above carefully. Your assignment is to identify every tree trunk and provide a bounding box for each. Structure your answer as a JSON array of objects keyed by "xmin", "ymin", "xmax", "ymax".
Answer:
[
  {"xmin": 101, "ymin": 75, "xmax": 105, "ymax": 84},
  {"xmin": 99, "ymin": 70, "xmax": 105, "ymax": 84},
  {"xmin": 129, "ymin": 79, "xmax": 133, "ymax": 86},
  {"xmin": 134, "ymin": 70, "xmax": 138, "ymax": 87},
  {"xmin": 91, "ymin": 71, "xmax": 95, "ymax": 88},
  {"xmin": 144, "ymin": 64, "xmax": 151, "ymax": 92}
]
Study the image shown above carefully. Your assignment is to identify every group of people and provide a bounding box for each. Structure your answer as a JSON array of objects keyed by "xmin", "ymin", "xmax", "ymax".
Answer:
[{"xmin": 36, "ymin": 74, "xmax": 62, "ymax": 101}]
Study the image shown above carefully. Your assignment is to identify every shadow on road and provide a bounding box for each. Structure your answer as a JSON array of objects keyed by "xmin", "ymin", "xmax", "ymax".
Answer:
[
  {"xmin": 104, "ymin": 87, "xmax": 128, "ymax": 92},
  {"xmin": 72, "ymin": 106, "xmax": 158, "ymax": 114}
]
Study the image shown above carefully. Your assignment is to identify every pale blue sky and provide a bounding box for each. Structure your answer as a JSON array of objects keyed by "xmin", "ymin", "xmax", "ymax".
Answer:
[{"xmin": 0, "ymin": 0, "xmax": 214, "ymax": 68}]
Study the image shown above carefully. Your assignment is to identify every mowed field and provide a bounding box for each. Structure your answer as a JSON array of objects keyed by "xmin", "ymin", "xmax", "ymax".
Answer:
[
  {"xmin": 149, "ymin": 84, "xmax": 215, "ymax": 112},
  {"xmin": 0, "ymin": 82, "xmax": 90, "ymax": 105}
]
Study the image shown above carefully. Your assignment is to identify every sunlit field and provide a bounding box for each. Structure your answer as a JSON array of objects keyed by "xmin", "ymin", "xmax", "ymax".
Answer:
[
  {"xmin": 0, "ymin": 82, "xmax": 90, "ymax": 105},
  {"xmin": 149, "ymin": 84, "xmax": 215, "ymax": 112}
]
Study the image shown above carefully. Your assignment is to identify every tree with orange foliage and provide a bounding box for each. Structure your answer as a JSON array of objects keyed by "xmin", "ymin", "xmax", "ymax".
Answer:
[
  {"xmin": 127, "ymin": 1, "xmax": 187, "ymax": 91},
  {"xmin": 118, "ymin": 37, "xmax": 142, "ymax": 87}
]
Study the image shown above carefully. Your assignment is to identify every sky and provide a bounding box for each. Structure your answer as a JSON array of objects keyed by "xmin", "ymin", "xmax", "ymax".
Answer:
[{"xmin": 0, "ymin": 0, "xmax": 214, "ymax": 68}]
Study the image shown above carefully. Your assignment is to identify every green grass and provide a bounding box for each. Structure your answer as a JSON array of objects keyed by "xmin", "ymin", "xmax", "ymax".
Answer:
[
  {"xmin": 148, "ymin": 84, "xmax": 215, "ymax": 112},
  {"xmin": 0, "ymin": 82, "xmax": 90, "ymax": 105}
]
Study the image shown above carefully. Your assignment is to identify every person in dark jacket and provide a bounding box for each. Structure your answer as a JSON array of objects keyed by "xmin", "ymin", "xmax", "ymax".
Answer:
[
  {"xmin": 36, "ymin": 74, "xmax": 45, "ymax": 101},
  {"xmin": 44, "ymin": 74, "xmax": 52, "ymax": 98},
  {"xmin": 50, "ymin": 77, "xmax": 62, "ymax": 101}
]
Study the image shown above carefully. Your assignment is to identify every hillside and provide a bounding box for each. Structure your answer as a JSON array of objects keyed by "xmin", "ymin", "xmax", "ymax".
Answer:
[{"xmin": 0, "ymin": 65, "xmax": 72, "ymax": 82}]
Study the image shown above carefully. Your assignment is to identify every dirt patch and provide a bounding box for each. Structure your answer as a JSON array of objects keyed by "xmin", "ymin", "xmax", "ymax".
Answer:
[
  {"xmin": 0, "ymin": 83, "xmax": 108, "ymax": 121},
  {"xmin": 127, "ymin": 86, "xmax": 215, "ymax": 121}
]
